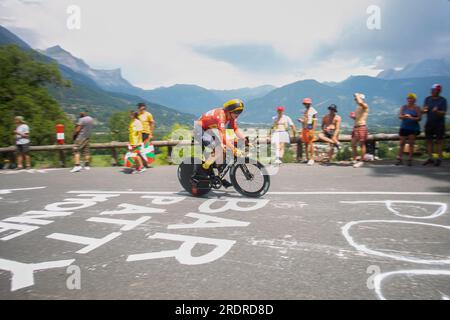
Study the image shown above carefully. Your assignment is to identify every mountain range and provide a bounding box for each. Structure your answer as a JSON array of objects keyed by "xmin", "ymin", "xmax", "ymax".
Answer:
[
  {"xmin": 2, "ymin": 25, "xmax": 449, "ymax": 132},
  {"xmin": 40, "ymin": 36, "xmax": 450, "ymax": 130},
  {"xmin": 0, "ymin": 25, "xmax": 196, "ymax": 133},
  {"xmin": 42, "ymin": 45, "xmax": 275, "ymax": 115},
  {"xmin": 242, "ymin": 76, "xmax": 450, "ymax": 129},
  {"xmin": 41, "ymin": 45, "xmax": 136, "ymax": 92},
  {"xmin": 377, "ymin": 59, "xmax": 450, "ymax": 80}
]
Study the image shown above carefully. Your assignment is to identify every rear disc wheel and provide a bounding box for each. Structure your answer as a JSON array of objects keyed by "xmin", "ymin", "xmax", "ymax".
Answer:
[{"xmin": 178, "ymin": 158, "xmax": 211, "ymax": 197}]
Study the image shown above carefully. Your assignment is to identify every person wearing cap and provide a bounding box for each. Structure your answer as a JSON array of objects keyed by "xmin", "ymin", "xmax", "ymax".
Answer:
[
  {"xmin": 422, "ymin": 84, "xmax": 447, "ymax": 167},
  {"xmin": 396, "ymin": 93, "xmax": 422, "ymax": 166},
  {"xmin": 318, "ymin": 104, "xmax": 342, "ymax": 162},
  {"xmin": 137, "ymin": 103, "xmax": 154, "ymax": 168},
  {"xmin": 70, "ymin": 110, "xmax": 94, "ymax": 173},
  {"xmin": 298, "ymin": 98, "xmax": 318, "ymax": 165},
  {"xmin": 190, "ymin": 99, "xmax": 246, "ymax": 186},
  {"xmin": 14, "ymin": 116, "xmax": 31, "ymax": 170},
  {"xmin": 137, "ymin": 102, "xmax": 154, "ymax": 142},
  {"xmin": 350, "ymin": 93, "xmax": 369, "ymax": 168},
  {"xmin": 271, "ymin": 106, "xmax": 296, "ymax": 164}
]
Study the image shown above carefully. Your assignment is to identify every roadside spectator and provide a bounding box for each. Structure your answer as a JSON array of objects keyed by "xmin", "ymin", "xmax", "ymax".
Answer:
[
  {"xmin": 396, "ymin": 93, "xmax": 422, "ymax": 166},
  {"xmin": 137, "ymin": 102, "xmax": 154, "ymax": 142},
  {"xmin": 128, "ymin": 111, "xmax": 145, "ymax": 173},
  {"xmin": 422, "ymin": 84, "xmax": 447, "ymax": 167},
  {"xmin": 298, "ymin": 98, "xmax": 317, "ymax": 165},
  {"xmin": 318, "ymin": 104, "xmax": 342, "ymax": 162},
  {"xmin": 137, "ymin": 102, "xmax": 154, "ymax": 168},
  {"xmin": 14, "ymin": 116, "xmax": 31, "ymax": 170},
  {"xmin": 351, "ymin": 93, "xmax": 369, "ymax": 168},
  {"xmin": 70, "ymin": 110, "xmax": 94, "ymax": 173},
  {"xmin": 271, "ymin": 106, "xmax": 296, "ymax": 164}
]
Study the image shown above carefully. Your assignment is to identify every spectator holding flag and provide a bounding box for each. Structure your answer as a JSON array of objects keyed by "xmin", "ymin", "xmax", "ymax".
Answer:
[{"xmin": 127, "ymin": 111, "xmax": 145, "ymax": 173}]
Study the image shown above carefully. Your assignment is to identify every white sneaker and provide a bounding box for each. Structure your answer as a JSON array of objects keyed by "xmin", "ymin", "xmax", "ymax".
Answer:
[
  {"xmin": 274, "ymin": 159, "xmax": 282, "ymax": 165},
  {"xmin": 353, "ymin": 161, "xmax": 364, "ymax": 168},
  {"xmin": 70, "ymin": 165, "xmax": 82, "ymax": 173},
  {"xmin": 84, "ymin": 166, "xmax": 91, "ymax": 171},
  {"xmin": 307, "ymin": 159, "xmax": 315, "ymax": 166},
  {"xmin": 136, "ymin": 167, "xmax": 147, "ymax": 174}
]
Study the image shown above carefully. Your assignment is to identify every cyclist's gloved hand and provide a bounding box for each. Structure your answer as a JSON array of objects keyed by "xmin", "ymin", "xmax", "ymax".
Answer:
[{"xmin": 233, "ymin": 148, "xmax": 244, "ymax": 158}]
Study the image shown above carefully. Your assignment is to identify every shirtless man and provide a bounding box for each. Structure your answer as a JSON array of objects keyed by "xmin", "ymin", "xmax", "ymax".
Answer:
[
  {"xmin": 350, "ymin": 93, "xmax": 369, "ymax": 168},
  {"xmin": 318, "ymin": 104, "xmax": 341, "ymax": 161}
]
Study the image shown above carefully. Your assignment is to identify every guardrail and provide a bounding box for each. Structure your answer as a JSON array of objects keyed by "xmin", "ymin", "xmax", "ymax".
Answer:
[{"xmin": 0, "ymin": 132, "xmax": 449, "ymax": 167}]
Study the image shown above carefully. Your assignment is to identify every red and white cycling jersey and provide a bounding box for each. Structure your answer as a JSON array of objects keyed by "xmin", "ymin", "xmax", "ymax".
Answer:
[{"xmin": 198, "ymin": 108, "xmax": 239, "ymax": 144}]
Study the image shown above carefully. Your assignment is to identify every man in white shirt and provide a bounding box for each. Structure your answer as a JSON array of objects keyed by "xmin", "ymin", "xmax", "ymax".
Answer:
[{"xmin": 14, "ymin": 116, "xmax": 31, "ymax": 169}]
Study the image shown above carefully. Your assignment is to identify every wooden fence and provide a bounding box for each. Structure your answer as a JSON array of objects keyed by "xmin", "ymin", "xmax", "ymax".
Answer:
[{"xmin": 0, "ymin": 132, "xmax": 449, "ymax": 168}]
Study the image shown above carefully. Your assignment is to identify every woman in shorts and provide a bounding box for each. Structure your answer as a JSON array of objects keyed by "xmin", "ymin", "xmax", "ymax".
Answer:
[
  {"xmin": 271, "ymin": 106, "xmax": 296, "ymax": 164},
  {"xmin": 396, "ymin": 93, "xmax": 422, "ymax": 166}
]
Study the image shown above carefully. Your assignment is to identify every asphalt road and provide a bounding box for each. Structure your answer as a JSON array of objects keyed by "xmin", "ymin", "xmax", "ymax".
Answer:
[{"xmin": 1, "ymin": 162, "xmax": 449, "ymax": 300}]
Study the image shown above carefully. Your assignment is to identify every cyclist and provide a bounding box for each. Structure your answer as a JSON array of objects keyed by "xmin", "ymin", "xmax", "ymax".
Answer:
[{"xmin": 191, "ymin": 99, "xmax": 247, "ymax": 186}]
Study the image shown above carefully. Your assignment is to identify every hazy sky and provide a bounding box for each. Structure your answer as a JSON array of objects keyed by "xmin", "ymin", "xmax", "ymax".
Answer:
[{"xmin": 1, "ymin": 0, "xmax": 449, "ymax": 89}]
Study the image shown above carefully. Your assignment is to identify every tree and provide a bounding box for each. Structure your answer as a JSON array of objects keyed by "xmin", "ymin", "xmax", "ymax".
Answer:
[
  {"xmin": 108, "ymin": 110, "xmax": 131, "ymax": 142},
  {"xmin": 0, "ymin": 45, "xmax": 73, "ymax": 147}
]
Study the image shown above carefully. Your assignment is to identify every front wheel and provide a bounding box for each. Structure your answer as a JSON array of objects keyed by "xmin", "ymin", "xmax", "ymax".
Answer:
[{"xmin": 230, "ymin": 159, "xmax": 270, "ymax": 198}]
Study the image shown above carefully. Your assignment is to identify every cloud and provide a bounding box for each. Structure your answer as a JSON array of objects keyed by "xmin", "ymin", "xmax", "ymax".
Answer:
[
  {"xmin": 193, "ymin": 43, "xmax": 292, "ymax": 74},
  {"xmin": 317, "ymin": 0, "xmax": 450, "ymax": 69},
  {"xmin": 17, "ymin": 0, "xmax": 42, "ymax": 5},
  {"xmin": 0, "ymin": 16, "xmax": 16, "ymax": 22},
  {"xmin": 1, "ymin": 0, "xmax": 449, "ymax": 89}
]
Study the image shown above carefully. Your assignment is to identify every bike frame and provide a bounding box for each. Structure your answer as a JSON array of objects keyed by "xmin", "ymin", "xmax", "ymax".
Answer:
[{"xmin": 215, "ymin": 158, "xmax": 253, "ymax": 182}]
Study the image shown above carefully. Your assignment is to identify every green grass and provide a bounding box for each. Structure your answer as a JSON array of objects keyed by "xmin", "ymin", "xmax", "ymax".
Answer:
[{"xmin": 89, "ymin": 155, "xmax": 115, "ymax": 167}]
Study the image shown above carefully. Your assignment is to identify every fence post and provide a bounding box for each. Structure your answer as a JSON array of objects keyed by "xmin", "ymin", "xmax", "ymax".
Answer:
[
  {"xmin": 296, "ymin": 138, "xmax": 303, "ymax": 162},
  {"xmin": 366, "ymin": 141, "xmax": 376, "ymax": 158},
  {"xmin": 58, "ymin": 149, "xmax": 66, "ymax": 168},
  {"xmin": 6, "ymin": 151, "xmax": 15, "ymax": 169},
  {"xmin": 167, "ymin": 146, "xmax": 173, "ymax": 164},
  {"xmin": 373, "ymin": 141, "xmax": 378, "ymax": 158},
  {"xmin": 111, "ymin": 147, "xmax": 118, "ymax": 166}
]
